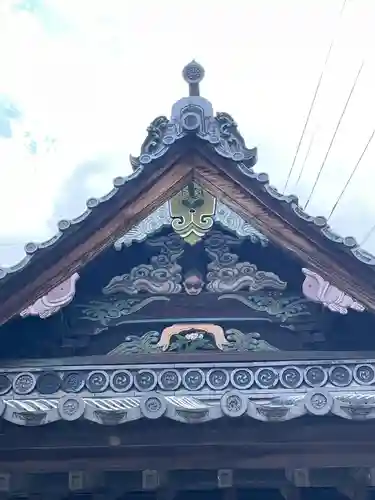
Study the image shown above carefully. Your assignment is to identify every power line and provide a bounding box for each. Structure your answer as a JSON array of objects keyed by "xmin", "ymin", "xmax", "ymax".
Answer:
[
  {"xmin": 282, "ymin": 0, "xmax": 348, "ymax": 194},
  {"xmin": 361, "ymin": 154, "xmax": 375, "ymax": 246},
  {"xmin": 328, "ymin": 126, "xmax": 375, "ymax": 221},
  {"xmin": 303, "ymin": 60, "xmax": 365, "ymax": 211},
  {"xmin": 361, "ymin": 224, "xmax": 375, "ymax": 247},
  {"xmin": 293, "ymin": 125, "xmax": 319, "ymax": 189}
]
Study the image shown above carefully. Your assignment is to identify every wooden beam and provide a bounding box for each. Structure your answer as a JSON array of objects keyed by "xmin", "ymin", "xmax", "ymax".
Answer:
[
  {"xmin": 5, "ymin": 421, "xmax": 375, "ymax": 471},
  {"xmin": 218, "ymin": 470, "xmax": 233, "ymax": 489},
  {"xmin": 3, "ymin": 454, "xmax": 375, "ymax": 474},
  {"xmin": 194, "ymin": 159, "xmax": 375, "ymax": 310},
  {"xmin": 68, "ymin": 470, "xmax": 104, "ymax": 492},
  {"xmin": 69, "ymin": 471, "xmax": 85, "ymax": 491},
  {"xmin": 5, "ymin": 349, "xmax": 375, "ymax": 371},
  {"xmin": 4, "ymin": 468, "xmax": 375, "ymax": 497},
  {"xmin": 0, "ymin": 156, "xmax": 194, "ymax": 326},
  {"xmin": 142, "ymin": 470, "xmax": 160, "ymax": 490},
  {"xmin": 143, "ymin": 470, "xmax": 175, "ymax": 500}
]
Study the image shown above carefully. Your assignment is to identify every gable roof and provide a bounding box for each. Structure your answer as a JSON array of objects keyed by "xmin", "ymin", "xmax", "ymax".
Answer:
[{"xmin": 0, "ymin": 60, "xmax": 375, "ymax": 325}]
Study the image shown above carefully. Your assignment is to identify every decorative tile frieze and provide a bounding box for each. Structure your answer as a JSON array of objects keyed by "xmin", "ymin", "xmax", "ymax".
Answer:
[
  {"xmin": 3, "ymin": 387, "xmax": 375, "ymax": 426},
  {"xmin": 2, "ymin": 360, "xmax": 375, "ymax": 398},
  {"xmin": 2, "ymin": 358, "xmax": 375, "ymax": 425}
]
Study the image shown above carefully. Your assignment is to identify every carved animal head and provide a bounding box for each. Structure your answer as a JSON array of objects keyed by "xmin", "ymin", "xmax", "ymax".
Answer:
[
  {"xmin": 20, "ymin": 273, "xmax": 80, "ymax": 319},
  {"xmin": 183, "ymin": 270, "xmax": 205, "ymax": 295},
  {"xmin": 301, "ymin": 268, "xmax": 365, "ymax": 314},
  {"xmin": 301, "ymin": 268, "xmax": 323, "ymax": 301},
  {"xmin": 44, "ymin": 273, "xmax": 80, "ymax": 306}
]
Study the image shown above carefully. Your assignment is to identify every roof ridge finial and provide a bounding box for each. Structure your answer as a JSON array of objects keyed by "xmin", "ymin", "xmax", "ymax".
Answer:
[{"xmin": 182, "ymin": 60, "xmax": 205, "ymax": 97}]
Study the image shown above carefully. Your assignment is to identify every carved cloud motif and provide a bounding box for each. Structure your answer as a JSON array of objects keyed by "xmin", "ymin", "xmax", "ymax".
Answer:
[
  {"xmin": 102, "ymin": 234, "xmax": 184, "ymax": 296},
  {"xmin": 205, "ymin": 232, "xmax": 286, "ymax": 293},
  {"xmin": 102, "ymin": 260, "xmax": 182, "ymax": 295}
]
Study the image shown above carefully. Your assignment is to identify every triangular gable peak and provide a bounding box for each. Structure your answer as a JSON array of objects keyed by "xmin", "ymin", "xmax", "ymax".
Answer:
[
  {"xmin": 18, "ymin": 181, "xmax": 364, "ymax": 324},
  {"xmin": 0, "ymin": 60, "xmax": 375, "ymax": 328},
  {"xmin": 3, "ymin": 179, "xmax": 373, "ymax": 362},
  {"xmin": 3, "ymin": 190, "xmax": 373, "ymax": 361}
]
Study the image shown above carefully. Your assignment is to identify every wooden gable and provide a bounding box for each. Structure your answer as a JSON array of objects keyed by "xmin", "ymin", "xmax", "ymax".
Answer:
[
  {"xmin": 2, "ymin": 178, "xmax": 375, "ymax": 362},
  {"xmin": 4, "ymin": 62, "xmax": 375, "ymax": 499},
  {"xmin": 0, "ymin": 59, "xmax": 374, "ymax": 339}
]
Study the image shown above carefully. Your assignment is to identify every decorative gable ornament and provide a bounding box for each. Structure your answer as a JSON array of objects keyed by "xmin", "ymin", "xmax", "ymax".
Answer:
[
  {"xmin": 104, "ymin": 231, "xmax": 284, "ymax": 298},
  {"xmin": 103, "ymin": 234, "xmax": 184, "ymax": 296},
  {"xmin": 169, "ymin": 183, "xmax": 216, "ymax": 245},
  {"xmin": 130, "ymin": 61, "xmax": 257, "ymax": 170},
  {"xmin": 204, "ymin": 231, "xmax": 286, "ymax": 293},
  {"xmin": 20, "ymin": 273, "xmax": 80, "ymax": 319},
  {"xmin": 114, "ymin": 185, "xmax": 268, "ymax": 249},
  {"xmin": 14, "ymin": 62, "xmax": 367, "ymax": 322},
  {"xmin": 301, "ymin": 269, "xmax": 365, "ymax": 314}
]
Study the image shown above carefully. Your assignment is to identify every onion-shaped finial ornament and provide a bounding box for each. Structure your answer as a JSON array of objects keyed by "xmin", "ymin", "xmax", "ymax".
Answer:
[{"xmin": 182, "ymin": 60, "xmax": 205, "ymax": 96}]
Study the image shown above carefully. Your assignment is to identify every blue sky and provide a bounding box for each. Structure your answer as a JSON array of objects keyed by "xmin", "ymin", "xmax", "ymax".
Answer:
[{"xmin": 0, "ymin": 0, "xmax": 374, "ymax": 265}]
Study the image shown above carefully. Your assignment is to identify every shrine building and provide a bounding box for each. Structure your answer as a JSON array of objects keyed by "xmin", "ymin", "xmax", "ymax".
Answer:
[{"xmin": 1, "ymin": 61, "xmax": 375, "ymax": 500}]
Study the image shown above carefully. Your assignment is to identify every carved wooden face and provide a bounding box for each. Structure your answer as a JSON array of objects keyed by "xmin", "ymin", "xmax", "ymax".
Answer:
[{"xmin": 183, "ymin": 272, "xmax": 205, "ymax": 295}]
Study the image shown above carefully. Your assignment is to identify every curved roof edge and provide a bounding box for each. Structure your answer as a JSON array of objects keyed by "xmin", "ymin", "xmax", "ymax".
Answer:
[{"xmin": 0, "ymin": 167, "xmax": 144, "ymax": 280}]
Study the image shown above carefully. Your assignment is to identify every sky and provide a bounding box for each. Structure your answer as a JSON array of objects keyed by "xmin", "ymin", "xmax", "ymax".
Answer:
[{"xmin": 0, "ymin": 0, "xmax": 375, "ymax": 266}]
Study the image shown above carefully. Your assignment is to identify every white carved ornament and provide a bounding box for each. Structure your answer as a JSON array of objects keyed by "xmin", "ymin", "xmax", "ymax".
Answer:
[
  {"xmin": 301, "ymin": 268, "xmax": 365, "ymax": 314},
  {"xmin": 20, "ymin": 273, "xmax": 80, "ymax": 319},
  {"xmin": 114, "ymin": 199, "xmax": 268, "ymax": 250}
]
